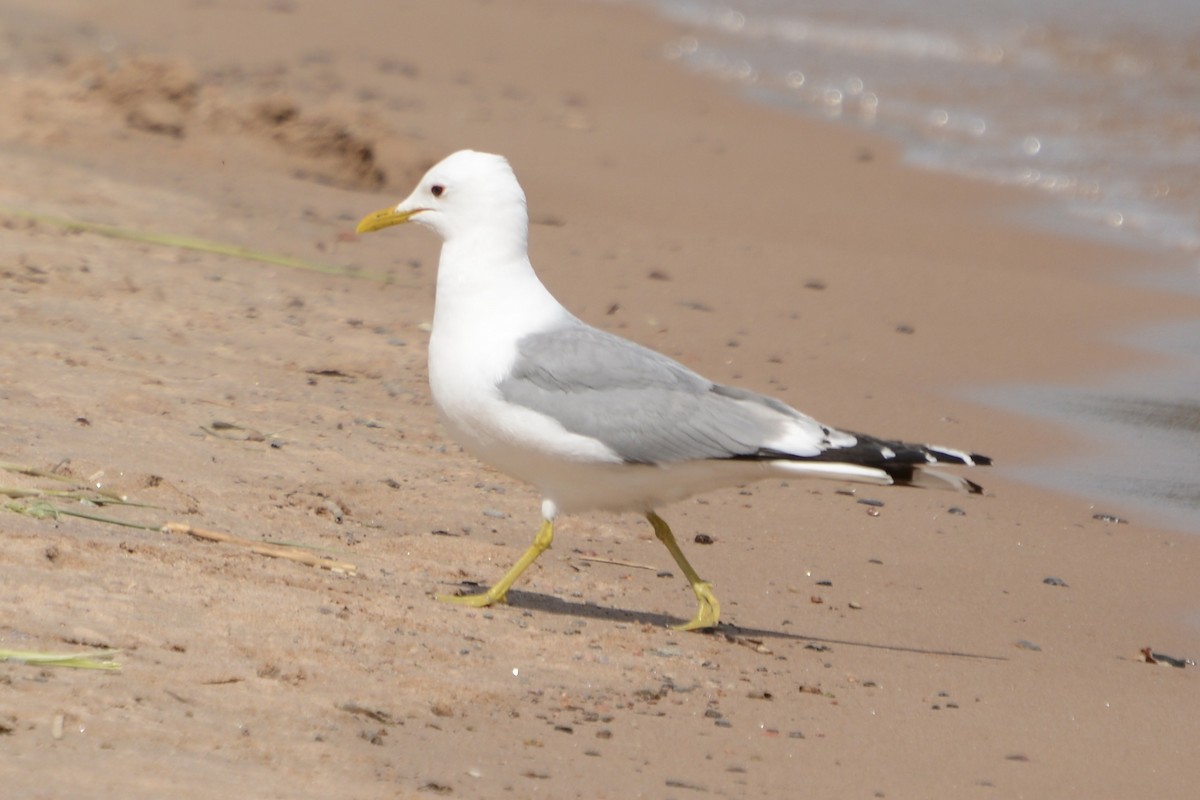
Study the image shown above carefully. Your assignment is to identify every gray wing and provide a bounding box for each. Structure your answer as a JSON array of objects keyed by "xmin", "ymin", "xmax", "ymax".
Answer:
[{"xmin": 498, "ymin": 322, "xmax": 829, "ymax": 464}]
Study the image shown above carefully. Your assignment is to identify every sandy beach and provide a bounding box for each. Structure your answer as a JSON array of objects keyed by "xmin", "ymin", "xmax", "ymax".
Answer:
[{"xmin": 2, "ymin": 0, "xmax": 1198, "ymax": 797}]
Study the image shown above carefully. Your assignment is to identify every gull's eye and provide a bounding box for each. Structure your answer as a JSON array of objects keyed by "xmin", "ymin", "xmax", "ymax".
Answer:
[{"xmin": 430, "ymin": 184, "xmax": 445, "ymax": 198}]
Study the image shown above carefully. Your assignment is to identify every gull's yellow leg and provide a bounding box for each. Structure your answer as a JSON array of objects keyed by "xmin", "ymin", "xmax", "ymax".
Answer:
[
  {"xmin": 436, "ymin": 519, "xmax": 555, "ymax": 607},
  {"xmin": 646, "ymin": 512, "xmax": 721, "ymax": 631}
]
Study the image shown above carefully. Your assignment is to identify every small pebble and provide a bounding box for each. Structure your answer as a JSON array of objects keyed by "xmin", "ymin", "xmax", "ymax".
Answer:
[
  {"xmin": 857, "ymin": 498, "xmax": 884, "ymax": 508},
  {"xmin": 321, "ymin": 499, "xmax": 345, "ymax": 523},
  {"xmin": 1015, "ymin": 639, "xmax": 1042, "ymax": 652},
  {"xmin": 848, "ymin": 601, "xmax": 863, "ymax": 610},
  {"xmin": 947, "ymin": 506, "xmax": 966, "ymax": 516},
  {"xmin": 714, "ymin": 719, "xmax": 733, "ymax": 728},
  {"xmin": 1043, "ymin": 576, "xmax": 1069, "ymax": 587},
  {"xmin": 1092, "ymin": 512, "xmax": 1128, "ymax": 524},
  {"xmin": 1138, "ymin": 648, "xmax": 1194, "ymax": 668},
  {"xmin": 694, "ymin": 533, "xmax": 714, "ymax": 545}
]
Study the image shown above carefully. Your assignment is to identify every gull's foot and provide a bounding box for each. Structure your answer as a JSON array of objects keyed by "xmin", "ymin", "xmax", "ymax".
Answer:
[
  {"xmin": 672, "ymin": 581, "xmax": 721, "ymax": 632},
  {"xmin": 435, "ymin": 587, "xmax": 507, "ymax": 607}
]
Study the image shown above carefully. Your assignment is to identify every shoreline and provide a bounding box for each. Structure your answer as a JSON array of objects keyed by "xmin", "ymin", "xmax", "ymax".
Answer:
[
  {"xmin": 3, "ymin": 0, "xmax": 1198, "ymax": 797},
  {"xmin": 644, "ymin": 1, "xmax": 1200, "ymax": 534},
  {"xmin": 633, "ymin": 3, "xmax": 1200, "ymax": 533},
  {"xmin": 670, "ymin": 34, "xmax": 1200, "ymax": 534}
]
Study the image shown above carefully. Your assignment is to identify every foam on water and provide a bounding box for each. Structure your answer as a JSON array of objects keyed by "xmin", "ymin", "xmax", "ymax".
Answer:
[{"xmin": 655, "ymin": 0, "xmax": 1200, "ymax": 262}]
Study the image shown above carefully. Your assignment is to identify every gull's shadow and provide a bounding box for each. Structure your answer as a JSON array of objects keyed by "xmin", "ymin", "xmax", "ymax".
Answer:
[{"xmin": 446, "ymin": 585, "xmax": 1006, "ymax": 661}]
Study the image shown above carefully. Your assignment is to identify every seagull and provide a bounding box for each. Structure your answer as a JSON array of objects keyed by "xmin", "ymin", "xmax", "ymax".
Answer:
[{"xmin": 357, "ymin": 150, "xmax": 990, "ymax": 631}]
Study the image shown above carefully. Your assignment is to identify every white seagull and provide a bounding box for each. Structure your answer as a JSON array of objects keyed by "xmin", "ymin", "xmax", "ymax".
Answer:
[{"xmin": 357, "ymin": 150, "xmax": 990, "ymax": 631}]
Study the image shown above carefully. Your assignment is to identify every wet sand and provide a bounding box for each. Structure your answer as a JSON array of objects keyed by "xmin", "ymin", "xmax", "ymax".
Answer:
[{"xmin": 2, "ymin": 1, "xmax": 1198, "ymax": 797}]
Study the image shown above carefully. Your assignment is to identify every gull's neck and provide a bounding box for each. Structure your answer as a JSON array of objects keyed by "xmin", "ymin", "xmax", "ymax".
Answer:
[{"xmin": 432, "ymin": 224, "xmax": 569, "ymax": 341}]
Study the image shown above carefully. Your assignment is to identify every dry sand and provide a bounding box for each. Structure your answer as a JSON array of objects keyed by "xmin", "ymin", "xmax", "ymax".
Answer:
[{"xmin": 2, "ymin": 1, "xmax": 1198, "ymax": 797}]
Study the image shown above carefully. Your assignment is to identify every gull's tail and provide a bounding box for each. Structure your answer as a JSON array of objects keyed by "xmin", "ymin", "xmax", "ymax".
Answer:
[{"xmin": 763, "ymin": 434, "xmax": 991, "ymax": 494}]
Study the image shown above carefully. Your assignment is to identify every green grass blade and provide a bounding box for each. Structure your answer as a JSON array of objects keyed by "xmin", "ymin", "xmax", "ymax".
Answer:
[
  {"xmin": 0, "ymin": 648, "xmax": 121, "ymax": 670},
  {"xmin": 2, "ymin": 208, "xmax": 402, "ymax": 283},
  {"xmin": 5, "ymin": 499, "xmax": 161, "ymax": 530}
]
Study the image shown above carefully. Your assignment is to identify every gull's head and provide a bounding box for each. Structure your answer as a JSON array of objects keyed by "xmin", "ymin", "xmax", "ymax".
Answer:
[{"xmin": 356, "ymin": 150, "xmax": 528, "ymax": 244}]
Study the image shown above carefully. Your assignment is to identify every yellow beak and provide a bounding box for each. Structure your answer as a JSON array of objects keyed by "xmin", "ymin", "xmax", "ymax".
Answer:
[{"xmin": 356, "ymin": 206, "xmax": 423, "ymax": 235}]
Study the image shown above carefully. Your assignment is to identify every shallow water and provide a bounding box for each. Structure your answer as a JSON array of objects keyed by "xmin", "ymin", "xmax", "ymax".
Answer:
[
  {"xmin": 649, "ymin": 0, "xmax": 1200, "ymax": 263},
  {"xmin": 975, "ymin": 323, "xmax": 1200, "ymax": 533},
  {"xmin": 634, "ymin": 0, "xmax": 1200, "ymax": 532}
]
